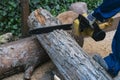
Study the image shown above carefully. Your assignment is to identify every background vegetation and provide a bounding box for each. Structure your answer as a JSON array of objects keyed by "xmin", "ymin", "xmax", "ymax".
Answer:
[{"xmin": 0, "ymin": 0, "xmax": 102, "ymax": 36}]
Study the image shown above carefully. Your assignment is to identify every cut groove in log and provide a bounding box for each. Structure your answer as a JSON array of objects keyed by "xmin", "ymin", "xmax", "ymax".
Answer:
[{"xmin": 28, "ymin": 7, "xmax": 113, "ymax": 80}]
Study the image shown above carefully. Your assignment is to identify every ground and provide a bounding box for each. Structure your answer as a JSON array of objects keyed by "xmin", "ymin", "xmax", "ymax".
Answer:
[{"xmin": 83, "ymin": 30, "xmax": 115, "ymax": 57}]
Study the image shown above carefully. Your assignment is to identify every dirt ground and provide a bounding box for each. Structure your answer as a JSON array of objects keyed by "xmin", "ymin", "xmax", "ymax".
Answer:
[
  {"xmin": 3, "ymin": 30, "xmax": 115, "ymax": 80},
  {"xmin": 83, "ymin": 30, "xmax": 115, "ymax": 57}
]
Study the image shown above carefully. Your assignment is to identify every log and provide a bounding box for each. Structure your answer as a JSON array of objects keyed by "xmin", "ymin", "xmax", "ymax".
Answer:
[
  {"xmin": 0, "ymin": 37, "xmax": 49, "ymax": 80},
  {"xmin": 28, "ymin": 7, "xmax": 113, "ymax": 80}
]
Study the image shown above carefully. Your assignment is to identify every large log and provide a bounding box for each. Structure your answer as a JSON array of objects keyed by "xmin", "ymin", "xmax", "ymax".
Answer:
[
  {"xmin": 28, "ymin": 8, "xmax": 113, "ymax": 80},
  {"xmin": 0, "ymin": 37, "xmax": 49, "ymax": 80}
]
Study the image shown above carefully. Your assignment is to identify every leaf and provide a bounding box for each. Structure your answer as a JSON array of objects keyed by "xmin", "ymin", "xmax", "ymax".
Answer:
[
  {"xmin": 0, "ymin": 0, "xmax": 102, "ymax": 36},
  {"xmin": 11, "ymin": 30, "xmax": 15, "ymax": 34},
  {"xmin": 56, "ymin": 5, "xmax": 60, "ymax": 10},
  {"xmin": 8, "ymin": 2, "xmax": 16, "ymax": 8},
  {"xmin": 12, "ymin": 25, "xmax": 18, "ymax": 29},
  {"xmin": 45, "ymin": 6, "xmax": 51, "ymax": 11},
  {"xmin": 32, "ymin": 0, "xmax": 40, "ymax": 4},
  {"xmin": 3, "ymin": 11, "xmax": 7, "ymax": 16}
]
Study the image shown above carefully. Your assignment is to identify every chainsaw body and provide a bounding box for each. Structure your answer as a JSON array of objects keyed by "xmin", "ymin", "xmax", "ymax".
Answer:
[{"xmin": 72, "ymin": 13, "xmax": 113, "ymax": 41}]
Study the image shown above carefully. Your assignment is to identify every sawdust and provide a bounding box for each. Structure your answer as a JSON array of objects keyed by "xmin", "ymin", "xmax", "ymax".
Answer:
[{"xmin": 83, "ymin": 30, "xmax": 115, "ymax": 57}]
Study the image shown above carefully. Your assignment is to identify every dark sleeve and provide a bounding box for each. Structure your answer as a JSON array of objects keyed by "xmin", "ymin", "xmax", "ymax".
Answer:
[{"xmin": 92, "ymin": 0, "xmax": 120, "ymax": 22}]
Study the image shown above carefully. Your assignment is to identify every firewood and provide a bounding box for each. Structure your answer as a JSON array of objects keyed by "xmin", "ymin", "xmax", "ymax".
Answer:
[{"xmin": 28, "ymin": 7, "xmax": 113, "ymax": 80}]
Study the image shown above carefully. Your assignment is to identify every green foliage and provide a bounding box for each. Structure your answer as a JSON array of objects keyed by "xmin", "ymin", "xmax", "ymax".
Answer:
[
  {"xmin": 0, "ymin": 0, "xmax": 21, "ymax": 36},
  {"xmin": 0, "ymin": 0, "xmax": 102, "ymax": 36},
  {"xmin": 30, "ymin": 0, "xmax": 102, "ymax": 16}
]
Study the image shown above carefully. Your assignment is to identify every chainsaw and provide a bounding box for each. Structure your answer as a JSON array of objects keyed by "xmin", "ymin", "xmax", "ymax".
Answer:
[{"xmin": 29, "ymin": 13, "xmax": 113, "ymax": 41}]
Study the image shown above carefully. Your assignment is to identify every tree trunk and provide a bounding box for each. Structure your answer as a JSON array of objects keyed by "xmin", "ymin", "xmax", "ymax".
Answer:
[
  {"xmin": 28, "ymin": 8, "xmax": 112, "ymax": 80},
  {"xmin": 0, "ymin": 37, "xmax": 49, "ymax": 80},
  {"xmin": 20, "ymin": 0, "xmax": 30, "ymax": 37}
]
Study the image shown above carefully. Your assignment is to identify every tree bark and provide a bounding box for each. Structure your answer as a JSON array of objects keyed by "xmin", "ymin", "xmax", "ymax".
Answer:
[
  {"xmin": 0, "ymin": 37, "xmax": 49, "ymax": 80},
  {"xmin": 28, "ymin": 8, "xmax": 113, "ymax": 80}
]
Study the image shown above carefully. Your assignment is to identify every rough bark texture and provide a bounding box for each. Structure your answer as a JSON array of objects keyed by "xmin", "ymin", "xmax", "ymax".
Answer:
[
  {"xmin": 28, "ymin": 7, "xmax": 113, "ymax": 80},
  {"xmin": 0, "ymin": 37, "xmax": 49, "ymax": 80}
]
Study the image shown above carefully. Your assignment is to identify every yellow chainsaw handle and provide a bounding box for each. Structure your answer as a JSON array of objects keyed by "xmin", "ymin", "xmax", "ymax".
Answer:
[
  {"xmin": 99, "ymin": 18, "xmax": 113, "ymax": 29},
  {"xmin": 82, "ymin": 13, "xmax": 114, "ymax": 29},
  {"xmin": 72, "ymin": 13, "xmax": 113, "ymax": 36},
  {"xmin": 72, "ymin": 19, "xmax": 80, "ymax": 36}
]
